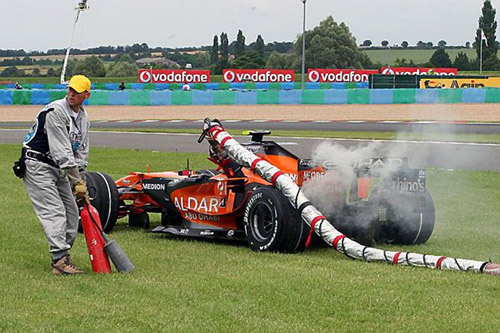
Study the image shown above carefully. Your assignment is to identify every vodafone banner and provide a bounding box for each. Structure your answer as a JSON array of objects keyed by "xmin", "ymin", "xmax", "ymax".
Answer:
[
  {"xmin": 381, "ymin": 67, "xmax": 457, "ymax": 76},
  {"xmin": 138, "ymin": 69, "xmax": 210, "ymax": 83},
  {"xmin": 308, "ymin": 69, "xmax": 379, "ymax": 82},
  {"xmin": 223, "ymin": 69, "xmax": 294, "ymax": 83}
]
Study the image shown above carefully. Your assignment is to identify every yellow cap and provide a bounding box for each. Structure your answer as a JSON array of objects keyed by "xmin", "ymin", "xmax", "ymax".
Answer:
[{"xmin": 68, "ymin": 75, "xmax": 91, "ymax": 93}]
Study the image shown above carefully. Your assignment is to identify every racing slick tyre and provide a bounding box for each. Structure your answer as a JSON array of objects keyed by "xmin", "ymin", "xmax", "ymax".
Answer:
[
  {"xmin": 243, "ymin": 186, "xmax": 308, "ymax": 253},
  {"xmin": 84, "ymin": 172, "xmax": 119, "ymax": 233},
  {"xmin": 328, "ymin": 202, "xmax": 377, "ymax": 247},
  {"xmin": 371, "ymin": 189, "xmax": 435, "ymax": 245}
]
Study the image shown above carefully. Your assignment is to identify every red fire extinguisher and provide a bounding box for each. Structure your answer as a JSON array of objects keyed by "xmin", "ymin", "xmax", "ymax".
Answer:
[{"xmin": 80, "ymin": 202, "xmax": 112, "ymax": 274}]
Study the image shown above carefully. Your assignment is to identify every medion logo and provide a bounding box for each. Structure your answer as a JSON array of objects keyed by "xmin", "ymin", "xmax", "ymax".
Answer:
[{"xmin": 143, "ymin": 183, "xmax": 166, "ymax": 191}]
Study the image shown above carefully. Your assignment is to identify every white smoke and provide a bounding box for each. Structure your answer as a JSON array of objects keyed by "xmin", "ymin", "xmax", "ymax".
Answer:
[
  {"xmin": 298, "ymin": 104, "xmax": 493, "ymax": 246},
  {"xmin": 302, "ymin": 141, "xmax": 383, "ymax": 217},
  {"xmin": 301, "ymin": 139, "xmax": 433, "ymax": 245}
]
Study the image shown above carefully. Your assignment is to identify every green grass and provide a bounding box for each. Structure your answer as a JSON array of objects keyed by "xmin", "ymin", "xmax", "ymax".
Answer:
[
  {"xmin": 90, "ymin": 127, "xmax": 500, "ymax": 144},
  {"xmin": 363, "ymin": 48, "xmax": 479, "ymax": 66},
  {"xmin": 0, "ymin": 143, "xmax": 499, "ymax": 331}
]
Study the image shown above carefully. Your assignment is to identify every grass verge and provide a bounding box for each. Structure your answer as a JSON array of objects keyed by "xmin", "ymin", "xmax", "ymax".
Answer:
[{"xmin": 0, "ymin": 143, "xmax": 498, "ymax": 331}]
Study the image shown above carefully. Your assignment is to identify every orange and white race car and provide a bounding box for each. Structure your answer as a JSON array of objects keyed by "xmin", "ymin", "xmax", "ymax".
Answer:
[{"xmin": 86, "ymin": 122, "xmax": 434, "ymax": 252}]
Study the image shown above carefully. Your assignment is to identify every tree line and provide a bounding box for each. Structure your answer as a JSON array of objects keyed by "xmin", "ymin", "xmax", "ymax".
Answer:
[
  {"xmin": 361, "ymin": 40, "xmax": 473, "ymax": 49},
  {"xmin": 392, "ymin": 0, "xmax": 499, "ymax": 70},
  {"xmin": 1, "ymin": 0, "xmax": 498, "ymax": 78}
]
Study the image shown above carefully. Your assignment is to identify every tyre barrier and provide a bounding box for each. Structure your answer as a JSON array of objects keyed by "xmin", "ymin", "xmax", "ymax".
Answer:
[
  {"xmin": 0, "ymin": 81, "xmax": 368, "ymax": 91},
  {"xmin": 1, "ymin": 88, "xmax": 500, "ymax": 105}
]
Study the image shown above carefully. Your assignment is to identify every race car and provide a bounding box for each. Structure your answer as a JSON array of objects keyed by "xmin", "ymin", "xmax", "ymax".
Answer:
[{"xmin": 85, "ymin": 122, "xmax": 435, "ymax": 252}]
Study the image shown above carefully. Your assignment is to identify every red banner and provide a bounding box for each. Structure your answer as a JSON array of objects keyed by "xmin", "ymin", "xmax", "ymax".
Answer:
[
  {"xmin": 308, "ymin": 69, "xmax": 379, "ymax": 82},
  {"xmin": 138, "ymin": 69, "xmax": 210, "ymax": 83},
  {"xmin": 223, "ymin": 69, "xmax": 294, "ymax": 83},
  {"xmin": 381, "ymin": 67, "xmax": 457, "ymax": 76}
]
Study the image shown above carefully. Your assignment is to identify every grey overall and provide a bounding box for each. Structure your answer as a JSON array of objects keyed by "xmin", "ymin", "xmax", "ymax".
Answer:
[{"xmin": 22, "ymin": 98, "xmax": 89, "ymax": 260}]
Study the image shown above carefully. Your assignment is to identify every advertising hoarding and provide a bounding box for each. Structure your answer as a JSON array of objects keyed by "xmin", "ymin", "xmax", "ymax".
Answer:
[{"xmin": 138, "ymin": 69, "xmax": 210, "ymax": 83}]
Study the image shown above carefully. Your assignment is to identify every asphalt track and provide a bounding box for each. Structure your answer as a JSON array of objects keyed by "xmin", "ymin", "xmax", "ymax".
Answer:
[
  {"xmin": 1, "ymin": 129, "xmax": 499, "ymax": 171},
  {"xmin": 1, "ymin": 120, "xmax": 499, "ymax": 134}
]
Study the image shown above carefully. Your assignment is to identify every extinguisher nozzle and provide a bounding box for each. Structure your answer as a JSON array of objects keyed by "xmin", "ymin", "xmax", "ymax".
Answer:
[{"xmin": 104, "ymin": 240, "xmax": 135, "ymax": 273}]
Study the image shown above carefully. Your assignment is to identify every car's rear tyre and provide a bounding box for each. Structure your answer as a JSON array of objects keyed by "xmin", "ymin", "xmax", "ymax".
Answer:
[
  {"xmin": 327, "ymin": 202, "xmax": 377, "ymax": 246},
  {"xmin": 84, "ymin": 172, "xmax": 119, "ymax": 233},
  {"xmin": 244, "ymin": 186, "xmax": 308, "ymax": 253},
  {"xmin": 372, "ymin": 189, "xmax": 435, "ymax": 245}
]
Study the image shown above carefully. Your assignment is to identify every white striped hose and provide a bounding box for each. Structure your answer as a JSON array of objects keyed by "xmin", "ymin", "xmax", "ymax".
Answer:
[{"xmin": 205, "ymin": 122, "xmax": 499, "ymax": 275}]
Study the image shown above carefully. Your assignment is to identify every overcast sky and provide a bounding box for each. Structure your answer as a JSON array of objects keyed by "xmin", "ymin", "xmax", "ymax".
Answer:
[{"xmin": 1, "ymin": 0, "xmax": 498, "ymax": 51}]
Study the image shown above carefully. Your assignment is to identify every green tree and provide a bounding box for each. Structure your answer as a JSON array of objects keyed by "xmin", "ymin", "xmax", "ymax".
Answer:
[
  {"xmin": 31, "ymin": 68, "xmax": 40, "ymax": 76},
  {"xmin": 293, "ymin": 16, "xmax": 372, "ymax": 70},
  {"xmin": 453, "ymin": 52, "xmax": 470, "ymax": 70},
  {"xmin": 401, "ymin": 41, "xmax": 409, "ymax": 48},
  {"xmin": 1, "ymin": 66, "xmax": 20, "ymax": 77},
  {"xmin": 394, "ymin": 58, "xmax": 415, "ymax": 67},
  {"xmin": 72, "ymin": 56, "xmax": 106, "ymax": 77},
  {"xmin": 106, "ymin": 61, "xmax": 138, "ymax": 77},
  {"xmin": 118, "ymin": 53, "xmax": 135, "ymax": 63},
  {"xmin": 210, "ymin": 35, "xmax": 219, "ymax": 65},
  {"xmin": 474, "ymin": 0, "xmax": 499, "ymax": 70},
  {"xmin": 217, "ymin": 32, "xmax": 229, "ymax": 73},
  {"xmin": 429, "ymin": 48, "xmax": 452, "ymax": 67},
  {"xmin": 362, "ymin": 40, "xmax": 372, "ymax": 47},
  {"xmin": 255, "ymin": 35, "xmax": 265, "ymax": 58},
  {"xmin": 21, "ymin": 56, "xmax": 33, "ymax": 65},
  {"xmin": 235, "ymin": 30, "xmax": 246, "ymax": 57},
  {"xmin": 47, "ymin": 68, "xmax": 57, "ymax": 77},
  {"xmin": 381, "ymin": 40, "xmax": 389, "ymax": 47},
  {"xmin": 438, "ymin": 40, "xmax": 447, "ymax": 47},
  {"xmin": 266, "ymin": 52, "xmax": 294, "ymax": 69},
  {"xmin": 192, "ymin": 52, "xmax": 210, "ymax": 68},
  {"xmin": 62, "ymin": 60, "xmax": 77, "ymax": 77},
  {"xmin": 230, "ymin": 50, "xmax": 265, "ymax": 69}
]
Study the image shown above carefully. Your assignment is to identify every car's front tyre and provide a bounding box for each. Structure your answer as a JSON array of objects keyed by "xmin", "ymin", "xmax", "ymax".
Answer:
[{"xmin": 244, "ymin": 186, "xmax": 308, "ymax": 253}]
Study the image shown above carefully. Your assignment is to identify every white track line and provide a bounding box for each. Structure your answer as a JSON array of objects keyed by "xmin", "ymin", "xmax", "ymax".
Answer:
[
  {"xmin": 2, "ymin": 128, "xmax": 497, "ymax": 148},
  {"xmin": 262, "ymin": 135, "xmax": 499, "ymax": 147},
  {"xmin": 84, "ymin": 130, "xmax": 500, "ymax": 147}
]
